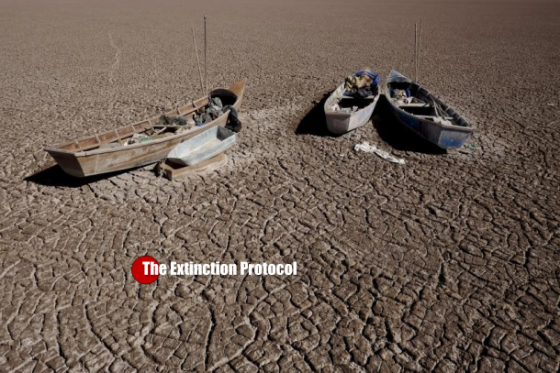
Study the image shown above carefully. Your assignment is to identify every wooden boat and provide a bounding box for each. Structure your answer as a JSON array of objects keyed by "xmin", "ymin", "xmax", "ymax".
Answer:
[
  {"xmin": 324, "ymin": 80, "xmax": 381, "ymax": 135},
  {"xmin": 45, "ymin": 79, "xmax": 245, "ymax": 177},
  {"xmin": 167, "ymin": 126, "xmax": 236, "ymax": 166},
  {"xmin": 385, "ymin": 70, "xmax": 473, "ymax": 149}
]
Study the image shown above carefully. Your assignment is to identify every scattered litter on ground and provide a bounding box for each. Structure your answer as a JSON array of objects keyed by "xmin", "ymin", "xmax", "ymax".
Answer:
[{"xmin": 354, "ymin": 141, "xmax": 405, "ymax": 164}]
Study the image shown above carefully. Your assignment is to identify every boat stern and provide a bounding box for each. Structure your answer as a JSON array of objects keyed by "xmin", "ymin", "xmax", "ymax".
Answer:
[
  {"xmin": 437, "ymin": 127, "xmax": 474, "ymax": 150},
  {"xmin": 326, "ymin": 112, "xmax": 352, "ymax": 135},
  {"xmin": 44, "ymin": 148, "xmax": 88, "ymax": 178}
]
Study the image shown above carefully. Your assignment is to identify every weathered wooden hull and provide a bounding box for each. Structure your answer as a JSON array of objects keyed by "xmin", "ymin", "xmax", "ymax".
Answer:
[
  {"xmin": 47, "ymin": 116, "xmax": 230, "ymax": 177},
  {"xmin": 385, "ymin": 70, "xmax": 473, "ymax": 150},
  {"xmin": 45, "ymin": 80, "xmax": 245, "ymax": 177},
  {"xmin": 324, "ymin": 84, "xmax": 380, "ymax": 135}
]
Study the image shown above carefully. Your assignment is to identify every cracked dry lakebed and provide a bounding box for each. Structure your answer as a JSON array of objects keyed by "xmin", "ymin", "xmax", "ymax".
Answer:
[{"xmin": 1, "ymin": 0, "xmax": 559, "ymax": 372}]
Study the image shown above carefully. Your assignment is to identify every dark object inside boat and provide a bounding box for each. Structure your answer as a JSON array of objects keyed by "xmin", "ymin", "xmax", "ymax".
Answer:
[
  {"xmin": 211, "ymin": 89, "xmax": 237, "ymax": 106},
  {"xmin": 338, "ymin": 97, "xmax": 375, "ymax": 111},
  {"xmin": 223, "ymin": 106, "xmax": 242, "ymax": 132},
  {"xmin": 211, "ymin": 89, "xmax": 241, "ymax": 131},
  {"xmin": 193, "ymin": 90, "xmax": 241, "ymax": 130},
  {"xmin": 344, "ymin": 86, "xmax": 379, "ymax": 99}
]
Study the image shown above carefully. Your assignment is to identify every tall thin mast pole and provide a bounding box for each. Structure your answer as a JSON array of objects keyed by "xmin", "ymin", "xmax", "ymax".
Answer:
[
  {"xmin": 204, "ymin": 15, "xmax": 208, "ymax": 95},
  {"xmin": 415, "ymin": 23, "xmax": 418, "ymax": 81},
  {"xmin": 191, "ymin": 27, "xmax": 204, "ymax": 97},
  {"xmin": 418, "ymin": 19, "xmax": 421, "ymax": 82}
]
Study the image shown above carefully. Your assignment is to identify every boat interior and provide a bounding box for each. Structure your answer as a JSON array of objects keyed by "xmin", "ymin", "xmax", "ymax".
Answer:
[
  {"xmin": 326, "ymin": 91, "xmax": 376, "ymax": 114},
  {"xmin": 387, "ymin": 81, "xmax": 457, "ymax": 123},
  {"xmin": 55, "ymin": 90, "xmax": 238, "ymax": 153},
  {"xmin": 336, "ymin": 97, "xmax": 375, "ymax": 110}
]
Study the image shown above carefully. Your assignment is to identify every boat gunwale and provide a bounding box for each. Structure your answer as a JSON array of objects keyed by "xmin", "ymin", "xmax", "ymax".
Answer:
[
  {"xmin": 46, "ymin": 113, "xmax": 228, "ymax": 158},
  {"xmin": 44, "ymin": 79, "xmax": 246, "ymax": 157}
]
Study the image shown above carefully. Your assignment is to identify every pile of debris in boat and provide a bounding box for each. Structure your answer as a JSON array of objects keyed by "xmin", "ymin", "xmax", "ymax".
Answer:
[{"xmin": 119, "ymin": 96, "xmax": 242, "ymax": 149}]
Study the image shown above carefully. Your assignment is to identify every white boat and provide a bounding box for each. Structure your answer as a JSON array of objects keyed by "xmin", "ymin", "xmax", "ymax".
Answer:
[
  {"xmin": 324, "ymin": 80, "xmax": 381, "ymax": 135},
  {"xmin": 167, "ymin": 126, "xmax": 236, "ymax": 166}
]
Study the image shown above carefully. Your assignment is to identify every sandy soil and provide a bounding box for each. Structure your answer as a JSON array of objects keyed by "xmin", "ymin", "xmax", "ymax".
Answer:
[{"xmin": 1, "ymin": 0, "xmax": 559, "ymax": 371}]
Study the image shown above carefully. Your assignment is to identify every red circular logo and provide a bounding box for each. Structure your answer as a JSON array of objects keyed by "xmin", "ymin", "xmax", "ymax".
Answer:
[{"xmin": 132, "ymin": 256, "xmax": 160, "ymax": 284}]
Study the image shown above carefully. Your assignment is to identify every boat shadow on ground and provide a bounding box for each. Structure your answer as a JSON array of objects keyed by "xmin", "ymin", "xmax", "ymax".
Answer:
[
  {"xmin": 372, "ymin": 96, "xmax": 446, "ymax": 154},
  {"xmin": 25, "ymin": 164, "xmax": 145, "ymax": 188},
  {"xmin": 294, "ymin": 91, "xmax": 333, "ymax": 137}
]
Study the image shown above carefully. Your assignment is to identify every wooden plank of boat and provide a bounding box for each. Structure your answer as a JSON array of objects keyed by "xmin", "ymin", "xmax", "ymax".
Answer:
[
  {"xmin": 397, "ymin": 102, "xmax": 430, "ymax": 108},
  {"xmin": 324, "ymin": 83, "xmax": 381, "ymax": 135},
  {"xmin": 385, "ymin": 70, "xmax": 473, "ymax": 150},
  {"xmin": 167, "ymin": 126, "xmax": 236, "ymax": 166},
  {"xmin": 333, "ymin": 95, "xmax": 377, "ymax": 100},
  {"xmin": 415, "ymin": 115, "xmax": 454, "ymax": 121},
  {"xmin": 45, "ymin": 79, "xmax": 245, "ymax": 177},
  {"xmin": 157, "ymin": 153, "xmax": 227, "ymax": 181}
]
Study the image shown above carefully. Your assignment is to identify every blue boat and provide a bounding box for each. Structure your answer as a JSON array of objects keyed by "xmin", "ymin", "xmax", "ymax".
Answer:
[{"xmin": 385, "ymin": 70, "xmax": 473, "ymax": 150}]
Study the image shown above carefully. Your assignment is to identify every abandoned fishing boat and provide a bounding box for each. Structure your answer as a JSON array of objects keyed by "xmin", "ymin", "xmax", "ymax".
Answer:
[
  {"xmin": 385, "ymin": 70, "xmax": 473, "ymax": 149},
  {"xmin": 45, "ymin": 79, "xmax": 245, "ymax": 177},
  {"xmin": 324, "ymin": 69, "xmax": 381, "ymax": 135},
  {"xmin": 167, "ymin": 126, "xmax": 236, "ymax": 166}
]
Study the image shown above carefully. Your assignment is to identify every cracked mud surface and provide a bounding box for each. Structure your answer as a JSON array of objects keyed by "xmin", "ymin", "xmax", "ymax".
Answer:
[{"xmin": 1, "ymin": 0, "xmax": 559, "ymax": 371}]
